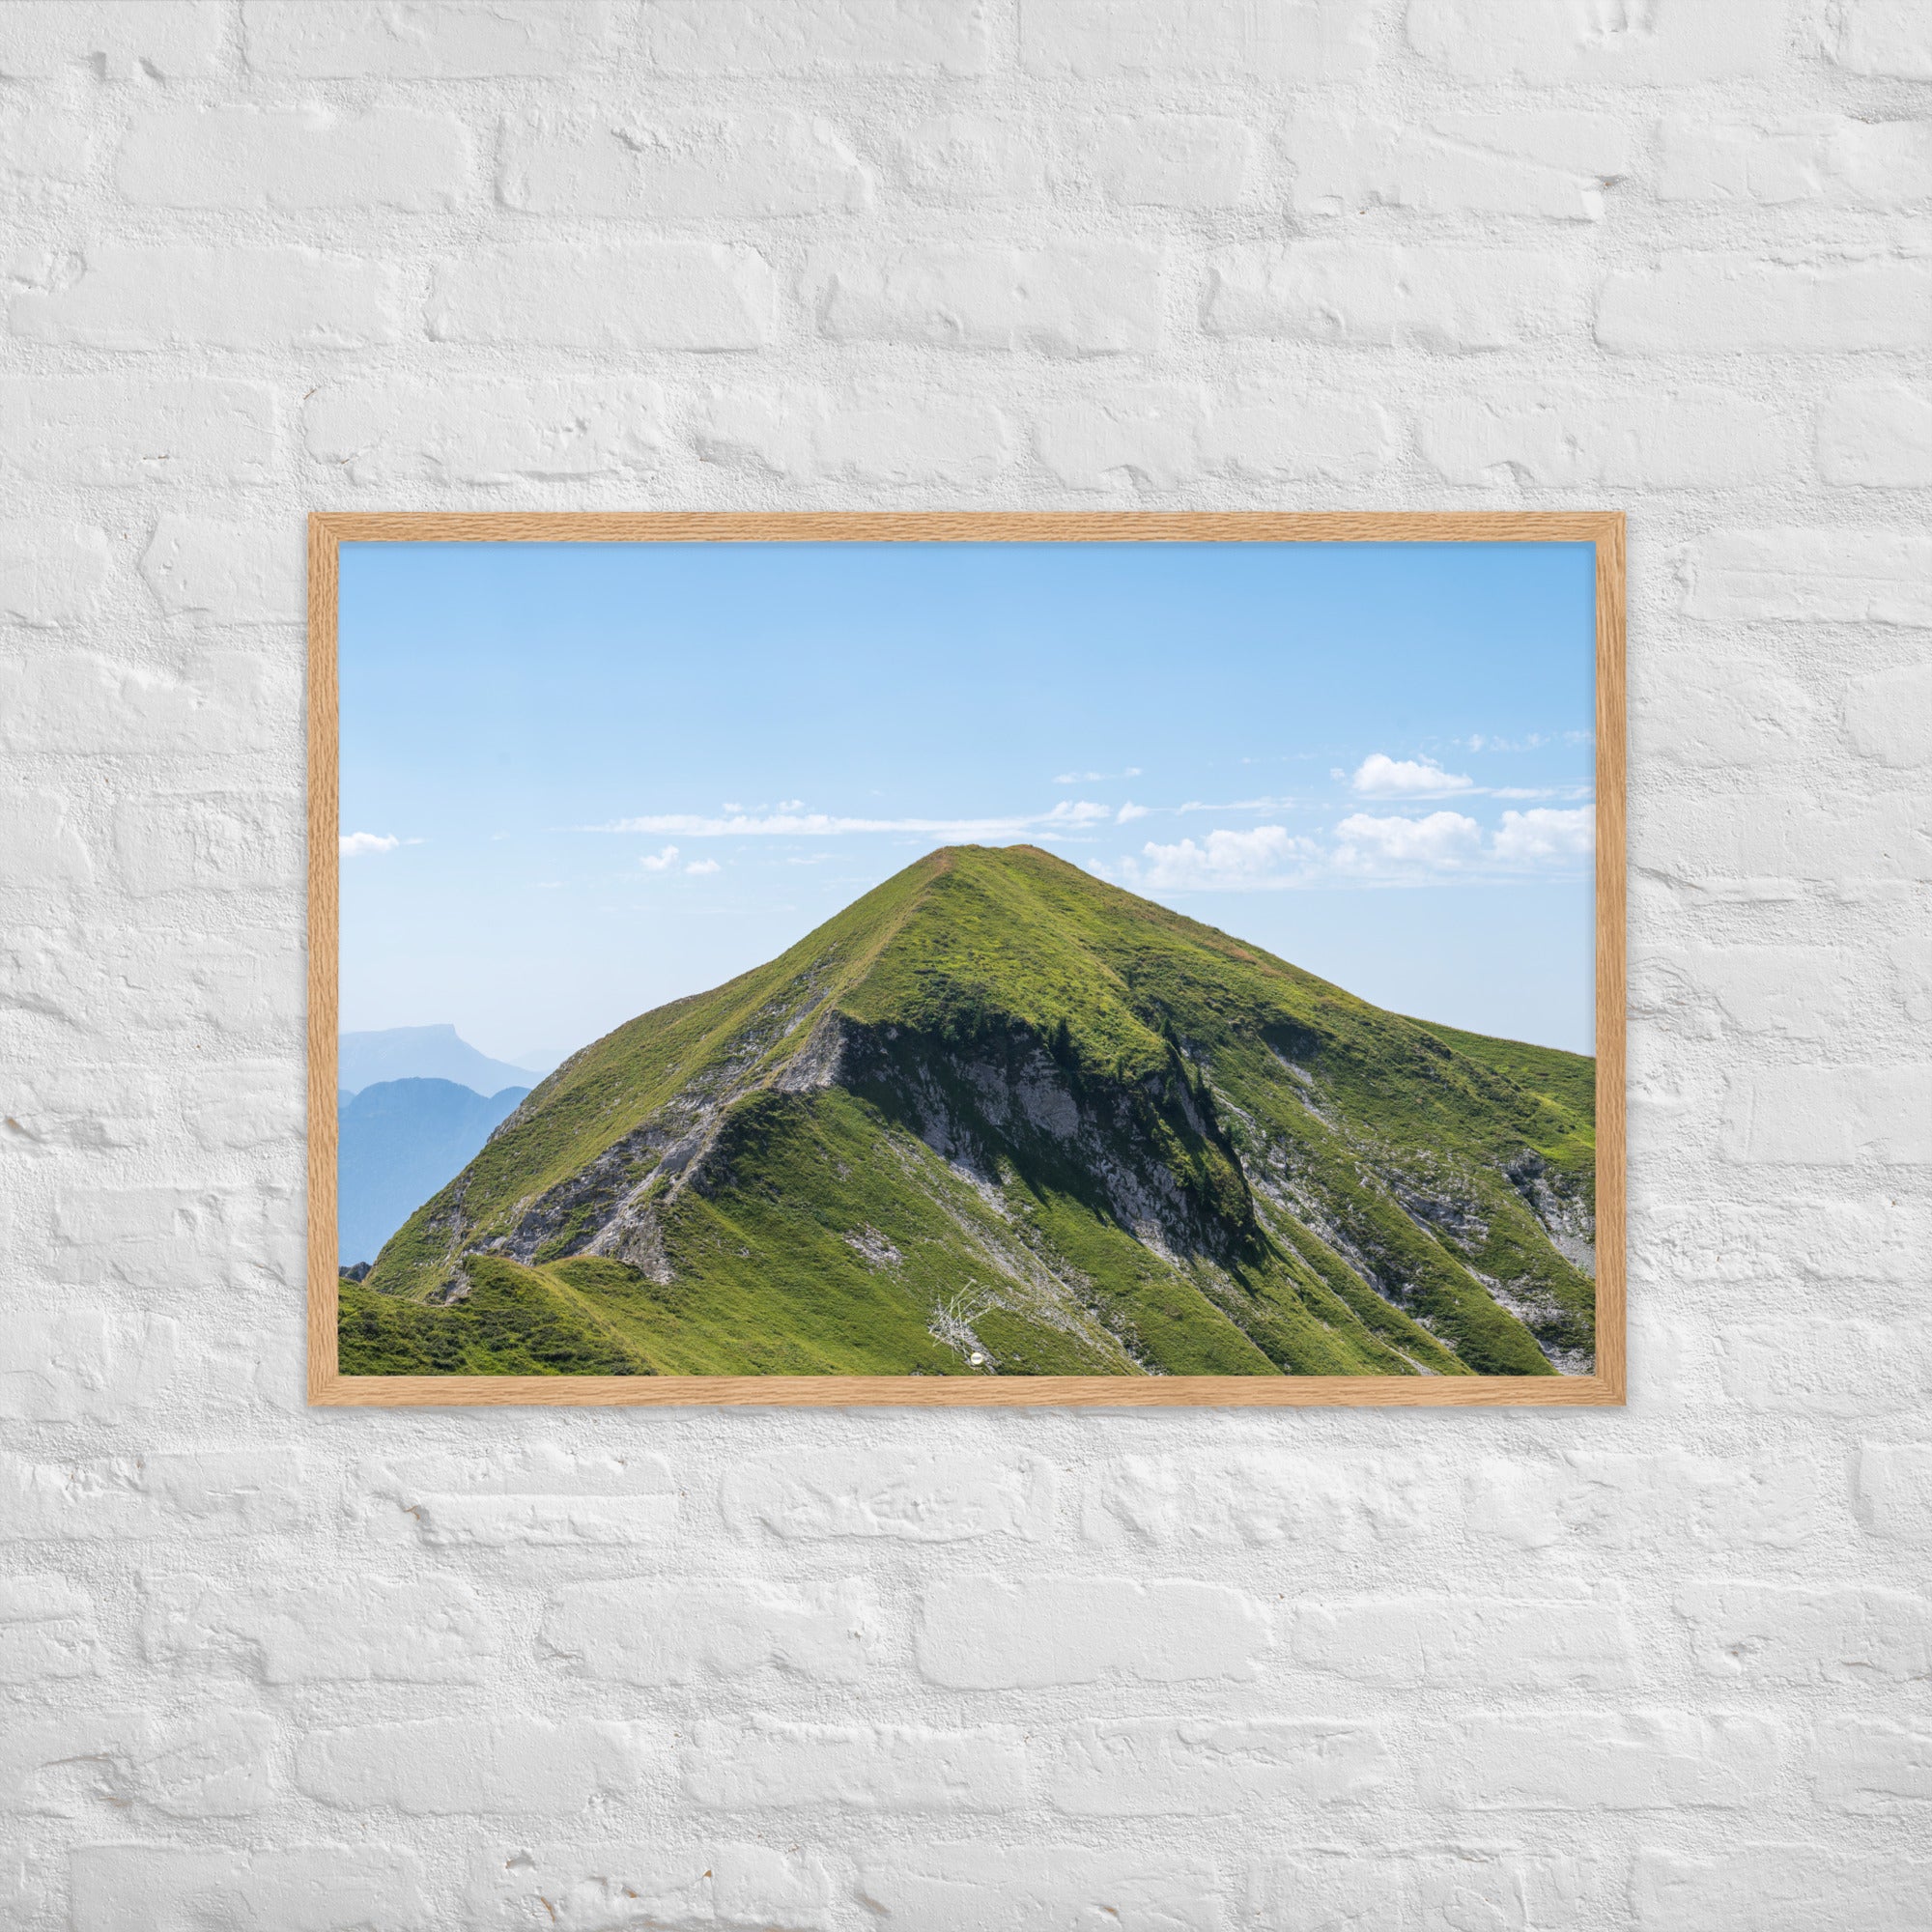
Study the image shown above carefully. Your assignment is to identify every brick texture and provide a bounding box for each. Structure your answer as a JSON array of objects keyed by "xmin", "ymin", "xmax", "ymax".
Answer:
[{"xmin": 2, "ymin": 5, "xmax": 1927, "ymax": 1927}]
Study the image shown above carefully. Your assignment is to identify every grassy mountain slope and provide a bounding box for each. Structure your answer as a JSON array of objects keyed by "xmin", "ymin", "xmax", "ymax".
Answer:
[{"xmin": 342, "ymin": 845, "xmax": 1595, "ymax": 1378}]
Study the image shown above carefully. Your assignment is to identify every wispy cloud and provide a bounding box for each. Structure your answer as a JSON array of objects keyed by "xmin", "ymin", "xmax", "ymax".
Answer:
[
  {"xmin": 1054, "ymin": 767, "xmax": 1141, "ymax": 784},
  {"xmin": 340, "ymin": 832, "xmax": 399, "ymax": 858},
  {"xmin": 1350, "ymin": 753, "xmax": 1475, "ymax": 799},
  {"xmin": 1460, "ymin": 730, "xmax": 1594, "ymax": 753},
  {"xmin": 1117, "ymin": 802, "xmax": 1150, "ymax": 823},
  {"xmin": 1176, "ymin": 796, "xmax": 1296, "ymax": 814},
  {"xmin": 685, "ymin": 857, "xmax": 722, "ymax": 875},
  {"xmin": 604, "ymin": 800, "xmax": 1112, "ymax": 838}
]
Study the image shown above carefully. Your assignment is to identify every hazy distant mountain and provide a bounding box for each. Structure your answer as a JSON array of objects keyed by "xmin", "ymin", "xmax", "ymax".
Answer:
[
  {"xmin": 337, "ymin": 1078, "xmax": 529, "ymax": 1266},
  {"xmin": 338, "ymin": 1026, "xmax": 539, "ymax": 1098},
  {"xmin": 341, "ymin": 845, "xmax": 1596, "ymax": 1379}
]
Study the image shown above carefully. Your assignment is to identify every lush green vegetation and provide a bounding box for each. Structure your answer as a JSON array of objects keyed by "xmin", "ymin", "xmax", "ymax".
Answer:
[
  {"xmin": 338, "ymin": 1255, "xmax": 649, "ymax": 1375},
  {"xmin": 348, "ymin": 845, "xmax": 1595, "ymax": 1378}
]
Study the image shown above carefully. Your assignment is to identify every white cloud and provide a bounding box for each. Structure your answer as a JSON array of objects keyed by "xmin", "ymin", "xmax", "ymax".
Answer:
[
  {"xmin": 776, "ymin": 798, "xmax": 804, "ymax": 811},
  {"xmin": 1334, "ymin": 810, "xmax": 1484, "ymax": 871},
  {"xmin": 1492, "ymin": 806, "xmax": 1593, "ymax": 865},
  {"xmin": 605, "ymin": 800, "xmax": 1112, "ymax": 838},
  {"xmin": 1055, "ymin": 766, "xmax": 1141, "ymax": 783},
  {"xmin": 340, "ymin": 832, "xmax": 399, "ymax": 857},
  {"xmin": 1128, "ymin": 825, "xmax": 1321, "ymax": 892},
  {"xmin": 1117, "ymin": 801, "xmax": 1150, "ymax": 823},
  {"xmin": 1350, "ymin": 753, "xmax": 1474, "ymax": 798},
  {"xmin": 1109, "ymin": 798, "xmax": 1594, "ymax": 895},
  {"xmin": 640, "ymin": 844, "xmax": 723, "ymax": 876}
]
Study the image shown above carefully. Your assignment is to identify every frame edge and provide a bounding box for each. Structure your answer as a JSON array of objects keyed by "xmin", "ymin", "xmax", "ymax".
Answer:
[
  {"xmin": 303, "ymin": 510, "xmax": 1628, "ymax": 1409},
  {"xmin": 1594, "ymin": 512, "xmax": 1628, "ymax": 1406},
  {"xmin": 306, "ymin": 515, "xmax": 342, "ymax": 1406}
]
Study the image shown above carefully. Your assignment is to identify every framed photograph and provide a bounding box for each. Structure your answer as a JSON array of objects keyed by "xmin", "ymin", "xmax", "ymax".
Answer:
[{"xmin": 308, "ymin": 513, "xmax": 1624, "ymax": 1407}]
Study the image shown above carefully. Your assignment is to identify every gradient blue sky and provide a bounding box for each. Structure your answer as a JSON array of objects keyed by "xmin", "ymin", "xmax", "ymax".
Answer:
[{"xmin": 339, "ymin": 540, "xmax": 1597, "ymax": 1062}]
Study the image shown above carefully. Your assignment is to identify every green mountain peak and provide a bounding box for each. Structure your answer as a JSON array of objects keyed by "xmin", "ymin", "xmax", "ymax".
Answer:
[{"xmin": 343, "ymin": 842, "xmax": 1595, "ymax": 1379}]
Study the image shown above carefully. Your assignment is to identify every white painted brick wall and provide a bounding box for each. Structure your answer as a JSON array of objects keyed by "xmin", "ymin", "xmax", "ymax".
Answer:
[{"xmin": 0, "ymin": 2, "xmax": 1927, "ymax": 1925}]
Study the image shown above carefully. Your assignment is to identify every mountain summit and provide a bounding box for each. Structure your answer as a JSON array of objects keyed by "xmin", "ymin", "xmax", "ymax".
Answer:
[{"xmin": 342, "ymin": 845, "xmax": 1595, "ymax": 1378}]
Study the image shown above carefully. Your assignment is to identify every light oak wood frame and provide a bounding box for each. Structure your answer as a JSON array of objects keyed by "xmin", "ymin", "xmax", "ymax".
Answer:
[{"xmin": 308, "ymin": 511, "xmax": 1625, "ymax": 1408}]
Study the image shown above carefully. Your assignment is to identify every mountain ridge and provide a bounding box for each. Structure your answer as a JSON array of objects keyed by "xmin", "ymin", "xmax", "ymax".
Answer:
[
  {"xmin": 342, "ymin": 844, "xmax": 1594, "ymax": 1378},
  {"xmin": 337, "ymin": 1025, "xmax": 540, "ymax": 1099}
]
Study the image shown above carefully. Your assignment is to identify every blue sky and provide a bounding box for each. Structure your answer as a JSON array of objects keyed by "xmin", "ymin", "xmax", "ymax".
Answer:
[{"xmin": 339, "ymin": 539, "xmax": 1597, "ymax": 1062}]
